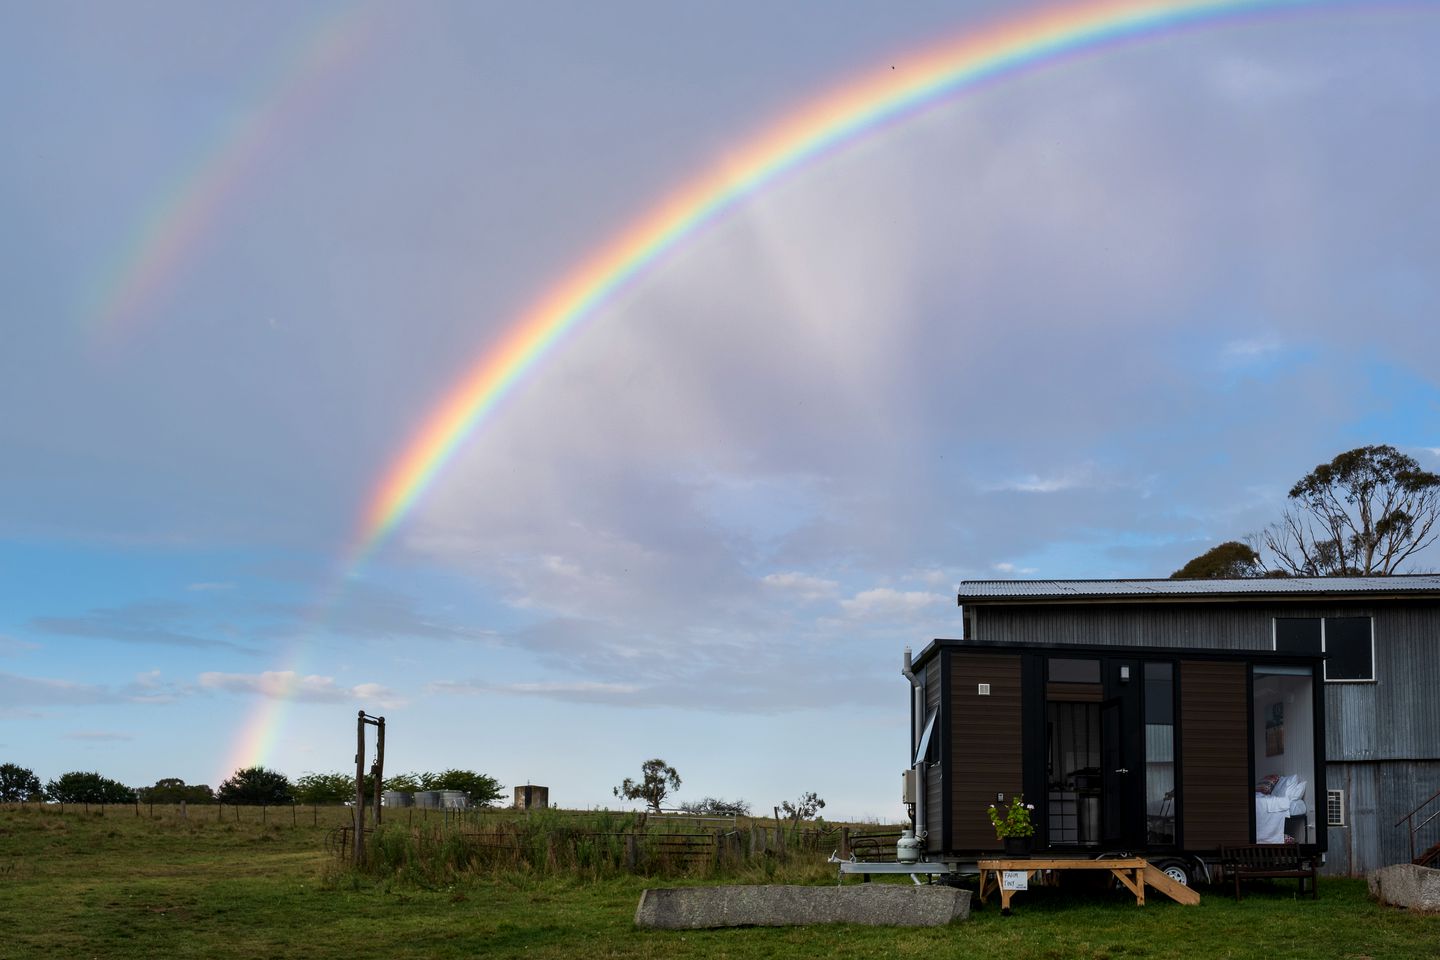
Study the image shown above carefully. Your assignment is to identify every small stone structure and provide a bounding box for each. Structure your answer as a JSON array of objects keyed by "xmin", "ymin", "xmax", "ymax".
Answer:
[
  {"xmin": 515, "ymin": 784, "xmax": 549, "ymax": 810},
  {"xmin": 1369, "ymin": 863, "xmax": 1440, "ymax": 912},
  {"xmin": 634, "ymin": 884, "xmax": 971, "ymax": 929}
]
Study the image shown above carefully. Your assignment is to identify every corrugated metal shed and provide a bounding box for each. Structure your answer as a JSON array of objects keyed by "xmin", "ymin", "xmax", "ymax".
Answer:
[{"xmin": 959, "ymin": 575, "xmax": 1440, "ymax": 602}]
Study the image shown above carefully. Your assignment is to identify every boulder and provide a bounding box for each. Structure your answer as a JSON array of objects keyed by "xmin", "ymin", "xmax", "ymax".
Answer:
[
  {"xmin": 634, "ymin": 883, "xmax": 971, "ymax": 929},
  {"xmin": 1369, "ymin": 863, "xmax": 1440, "ymax": 912}
]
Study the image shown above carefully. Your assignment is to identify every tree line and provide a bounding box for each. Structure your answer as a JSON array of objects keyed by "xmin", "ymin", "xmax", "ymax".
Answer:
[{"xmin": 0, "ymin": 762, "xmax": 502, "ymax": 806}]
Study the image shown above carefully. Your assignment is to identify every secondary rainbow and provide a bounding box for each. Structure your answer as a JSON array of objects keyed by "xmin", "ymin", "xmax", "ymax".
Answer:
[
  {"xmin": 88, "ymin": 3, "xmax": 382, "ymax": 342},
  {"xmin": 357, "ymin": 0, "xmax": 1356, "ymax": 557}
]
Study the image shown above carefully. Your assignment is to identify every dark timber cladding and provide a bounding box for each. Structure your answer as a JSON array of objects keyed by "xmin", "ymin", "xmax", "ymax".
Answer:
[
  {"xmin": 1179, "ymin": 661, "xmax": 1250, "ymax": 848},
  {"xmin": 949, "ymin": 652, "xmax": 1022, "ymax": 850}
]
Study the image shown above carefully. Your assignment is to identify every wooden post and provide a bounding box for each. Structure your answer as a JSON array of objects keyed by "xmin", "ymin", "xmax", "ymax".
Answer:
[
  {"xmin": 262, "ymin": 804, "xmax": 267, "ymax": 824},
  {"xmin": 839, "ymin": 827, "xmax": 851, "ymax": 860},
  {"xmin": 354, "ymin": 710, "xmax": 366, "ymax": 865},
  {"xmin": 373, "ymin": 716, "xmax": 385, "ymax": 826},
  {"xmin": 180, "ymin": 800, "xmax": 187, "ymax": 820},
  {"xmin": 625, "ymin": 833, "xmax": 638, "ymax": 871}
]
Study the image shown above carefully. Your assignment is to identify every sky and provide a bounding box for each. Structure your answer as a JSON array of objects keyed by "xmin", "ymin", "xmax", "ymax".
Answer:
[{"xmin": 2, "ymin": 0, "xmax": 1438, "ymax": 820}]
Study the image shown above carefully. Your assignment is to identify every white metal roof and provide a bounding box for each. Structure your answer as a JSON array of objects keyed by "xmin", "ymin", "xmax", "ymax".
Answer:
[{"xmin": 957, "ymin": 575, "xmax": 1440, "ymax": 602}]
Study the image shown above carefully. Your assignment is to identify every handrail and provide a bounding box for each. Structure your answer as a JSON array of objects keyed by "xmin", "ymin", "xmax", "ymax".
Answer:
[{"xmin": 1393, "ymin": 787, "xmax": 1440, "ymax": 863}]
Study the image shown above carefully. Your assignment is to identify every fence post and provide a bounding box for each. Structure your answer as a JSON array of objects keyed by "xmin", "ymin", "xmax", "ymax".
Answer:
[
  {"xmin": 625, "ymin": 833, "xmax": 638, "ymax": 872},
  {"xmin": 839, "ymin": 827, "xmax": 851, "ymax": 860},
  {"xmin": 180, "ymin": 800, "xmax": 187, "ymax": 820}
]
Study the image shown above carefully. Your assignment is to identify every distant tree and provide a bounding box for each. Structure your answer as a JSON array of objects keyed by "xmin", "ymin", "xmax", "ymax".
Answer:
[
  {"xmin": 677, "ymin": 797, "xmax": 750, "ymax": 817},
  {"xmin": 293, "ymin": 772, "xmax": 355, "ymax": 805},
  {"xmin": 421, "ymin": 769, "xmax": 504, "ymax": 806},
  {"xmin": 217, "ymin": 766, "xmax": 294, "ymax": 805},
  {"xmin": 0, "ymin": 763, "xmax": 43, "ymax": 802},
  {"xmin": 1264, "ymin": 445, "xmax": 1440, "ymax": 576},
  {"xmin": 613, "ymin": 759, "xmax": 681, "ymax": 813},
  {"xmin": 779, "ymin": 791, "xmax": 826, "ymax": 825},
  {"xmin": 1170, "ymin": 540, "xmax": 1263, "ymax": 579},
  {"xmin": 45, "ymin": 771, "xmax": 136, "ymax": 804},
  {"xmin": 135, "ymin": 778, "xmax": 214, "ymax": 804},
  {"xmin": 383, "ymin": 771, "xmax": 424, "ymax": 793}
]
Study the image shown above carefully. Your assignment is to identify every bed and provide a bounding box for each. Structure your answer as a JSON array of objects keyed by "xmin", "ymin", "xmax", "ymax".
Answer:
[{"xmin": 1254, "ymin": 774, "xmax": 1308, "ymax": 844}]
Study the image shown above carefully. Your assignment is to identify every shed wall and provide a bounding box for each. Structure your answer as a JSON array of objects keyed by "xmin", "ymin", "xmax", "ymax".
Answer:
[{"xmin": 1325, "ymin": 759, "xmax": 1440, "ymax": 876}]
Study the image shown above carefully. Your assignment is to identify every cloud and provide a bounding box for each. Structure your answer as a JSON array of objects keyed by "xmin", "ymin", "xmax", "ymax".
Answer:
[
  {"xmin": 761, "ymin": 572, "xmax": 839, "ymax": 601},
  {"xmin": 31, "ymin": 603, "xmax": 252, "ymax": 652},
  {"xmin": 1208, "ymin": 56, "xmax": 1325, "ymax": 105},
  {"xmin": 0, "ymin": 671, "xmax": 121, "ymax": 707},
  {"xmin": 0, "ymin": 635, "xmax": 40, "ymax": 657},
  {"xmin": 840, "ymin": 588, "xmax": 947, "ymax": 621},
  {"xmin": 428, "ymin": 679, "xmax": 643, "ymax": 702},
  {"xmin": 186, "ymin": 581, "xmax": 235, "ymax": 592},
  {"xmin": 991, "ymin": 562, "xmax": 1038, "ymax": 576},
  {"xmin": 198, "ymin": 670, "xmax": 404, "ymax": 708},
  {"xmin": 982, "ymin": 464, "xmax": 1103, "ymax": 495},
  {"xmin": 1221, "ymin": 335, "xmax": 1284, "ymax": 362}
]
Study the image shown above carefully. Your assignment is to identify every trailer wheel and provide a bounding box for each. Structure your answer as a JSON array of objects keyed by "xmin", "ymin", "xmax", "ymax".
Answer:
[{"xmin": 1156, "ymin": 859, "xmax": 1191, "ymax": 886}]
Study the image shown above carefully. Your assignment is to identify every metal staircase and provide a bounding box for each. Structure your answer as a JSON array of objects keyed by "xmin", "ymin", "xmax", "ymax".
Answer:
[{"xmin": 1394, "ymin": 787, "xmax": 1440, "ymax": 866}]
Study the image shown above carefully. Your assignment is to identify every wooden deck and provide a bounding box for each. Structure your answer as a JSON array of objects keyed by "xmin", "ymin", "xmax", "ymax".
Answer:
[{"xmin": 977, "ymin": 858, "xmax": 1201, "ymax": 913}]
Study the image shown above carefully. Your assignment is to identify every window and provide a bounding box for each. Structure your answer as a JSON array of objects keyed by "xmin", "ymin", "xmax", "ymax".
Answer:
[
  {"xmin": 1324, "ymin": 618, "xmax": 1373, "ymax": 681},
  {"xmin": 1049, "ymin": 658, "xmax": 1101, "ymax": 684},
  {"xmin": 1327, "ymin": 789, "xmax": 1346, "ymax": 827},
  {"xmin": 1275, "ymin": 618, "xmax": 1321, "ymax": 655},
  {"xmin": 1273, "ymin": 617, "xmax": 1374, "ymax": 682}
]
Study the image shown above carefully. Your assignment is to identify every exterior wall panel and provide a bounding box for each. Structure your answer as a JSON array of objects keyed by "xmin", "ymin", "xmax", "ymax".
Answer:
[
  {"xmin": 1179, "ymin": 660, "xmax": 1251, "ymax": 849},
  {"xmin": 972, "ymin": 600, "xmax": 1440, "ymax": 762},
  {"xmin": 948, "ymin": 652, "xmax": 1022, "ymax": 852}
]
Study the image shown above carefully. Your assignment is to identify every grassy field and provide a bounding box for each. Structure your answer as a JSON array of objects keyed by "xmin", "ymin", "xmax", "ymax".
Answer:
[{"xmin": 0, "ymin": 805, "xmax": 1433, "ymax": 960}]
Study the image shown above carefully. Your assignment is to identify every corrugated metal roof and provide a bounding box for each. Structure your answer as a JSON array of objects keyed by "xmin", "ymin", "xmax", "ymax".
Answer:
[{"xmin": 958, "ymin": 575, "xmax": 1440, "ymax": 602}]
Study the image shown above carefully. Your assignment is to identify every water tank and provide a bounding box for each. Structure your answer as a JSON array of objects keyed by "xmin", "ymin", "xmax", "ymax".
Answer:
[
  {"xmin": 514, "ymin": 785, "xmax": 549, "ymax": 810},
  {"xmin": 382, "ymin": 791, "xmax": 413, "ymax": 808},
  {"xmin": 413, "ymin": 790, "xmax": 441, "ymax": 809},
  {"xmin": 437, "ymin": 790, "xmax": 469, "ymax": 810}
]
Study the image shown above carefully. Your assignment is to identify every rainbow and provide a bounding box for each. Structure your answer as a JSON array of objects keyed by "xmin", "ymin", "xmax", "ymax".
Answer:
[
  {"xmin": 356, "ymin": 0, "xmax": 1357, "ymax": 557},
  {"xmin": 88, "ymin": 4, "xmax": 382, "ymax": 342},
  {"xmin": 226, "ymin": 0, "xmax": 1401, "ymax": 778}
]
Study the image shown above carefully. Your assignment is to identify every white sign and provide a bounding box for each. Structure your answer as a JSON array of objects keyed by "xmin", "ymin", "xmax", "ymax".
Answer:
[{"xmin": 1001, "ymin": 870, "xmax": 1029, "ymax": 891}]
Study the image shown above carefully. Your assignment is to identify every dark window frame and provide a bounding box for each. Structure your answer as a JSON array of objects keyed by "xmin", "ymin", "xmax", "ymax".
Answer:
[{"xmin": 1272, "ymin": 616, "xmax": 1375, "ymax": 683}]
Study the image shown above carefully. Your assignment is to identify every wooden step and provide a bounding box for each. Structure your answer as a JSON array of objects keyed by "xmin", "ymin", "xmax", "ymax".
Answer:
[{"xmin": 1143, "ymin": 864, "xmax": 1201, "ymax": 905}]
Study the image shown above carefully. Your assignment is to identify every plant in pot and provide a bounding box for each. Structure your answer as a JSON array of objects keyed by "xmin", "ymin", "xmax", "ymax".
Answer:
[{"xmin": 988, "ymin": 795, "xmax": 1036, "ymax": 856}]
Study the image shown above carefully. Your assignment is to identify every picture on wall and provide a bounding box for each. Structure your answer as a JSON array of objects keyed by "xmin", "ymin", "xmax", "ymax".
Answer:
[{"xmin": 1265, "ymin": 701, "xmax": 1285, "ymax": 757}]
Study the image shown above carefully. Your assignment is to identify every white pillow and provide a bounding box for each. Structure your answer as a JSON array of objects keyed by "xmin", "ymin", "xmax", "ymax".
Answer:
[
  {"xmin": 1285, "ymin": 777, "xmax": 1307, "ymax": 800},
  {"xmin": 1273, "ymin": 775, "xmax": 1295, "ymax": 797}
]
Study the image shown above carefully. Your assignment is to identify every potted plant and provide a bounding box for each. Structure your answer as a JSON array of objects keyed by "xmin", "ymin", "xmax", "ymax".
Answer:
[{"xmin": 988, "ymin": 795, "xmax": 1036, "ymax": 856}]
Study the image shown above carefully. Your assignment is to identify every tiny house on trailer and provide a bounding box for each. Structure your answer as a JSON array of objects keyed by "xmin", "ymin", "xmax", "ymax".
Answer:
[
  {"xmin": 904, "ymin": 637, "xmax": 1325, "ymax": 882},
  {"xmin": 910, "ymin": 575, "xmax": 1440, "ymax": 878}
]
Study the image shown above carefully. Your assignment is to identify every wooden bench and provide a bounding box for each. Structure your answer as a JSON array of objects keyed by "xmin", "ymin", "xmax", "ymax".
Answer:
[{"xmin": 1220, "ymin": 844, "xmax": 1318, "ymax": 901}]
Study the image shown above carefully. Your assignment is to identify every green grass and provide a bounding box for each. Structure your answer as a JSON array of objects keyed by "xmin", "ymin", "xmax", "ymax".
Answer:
[{"xmin": 0, "ymin": 805, "xmax": 1433, "ymax": 959}]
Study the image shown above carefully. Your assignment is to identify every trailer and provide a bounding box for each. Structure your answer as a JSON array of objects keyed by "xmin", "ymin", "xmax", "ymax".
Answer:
[{"xmin": 900, "ymin": 638, "xmax": 1326, "ymax": 885}]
